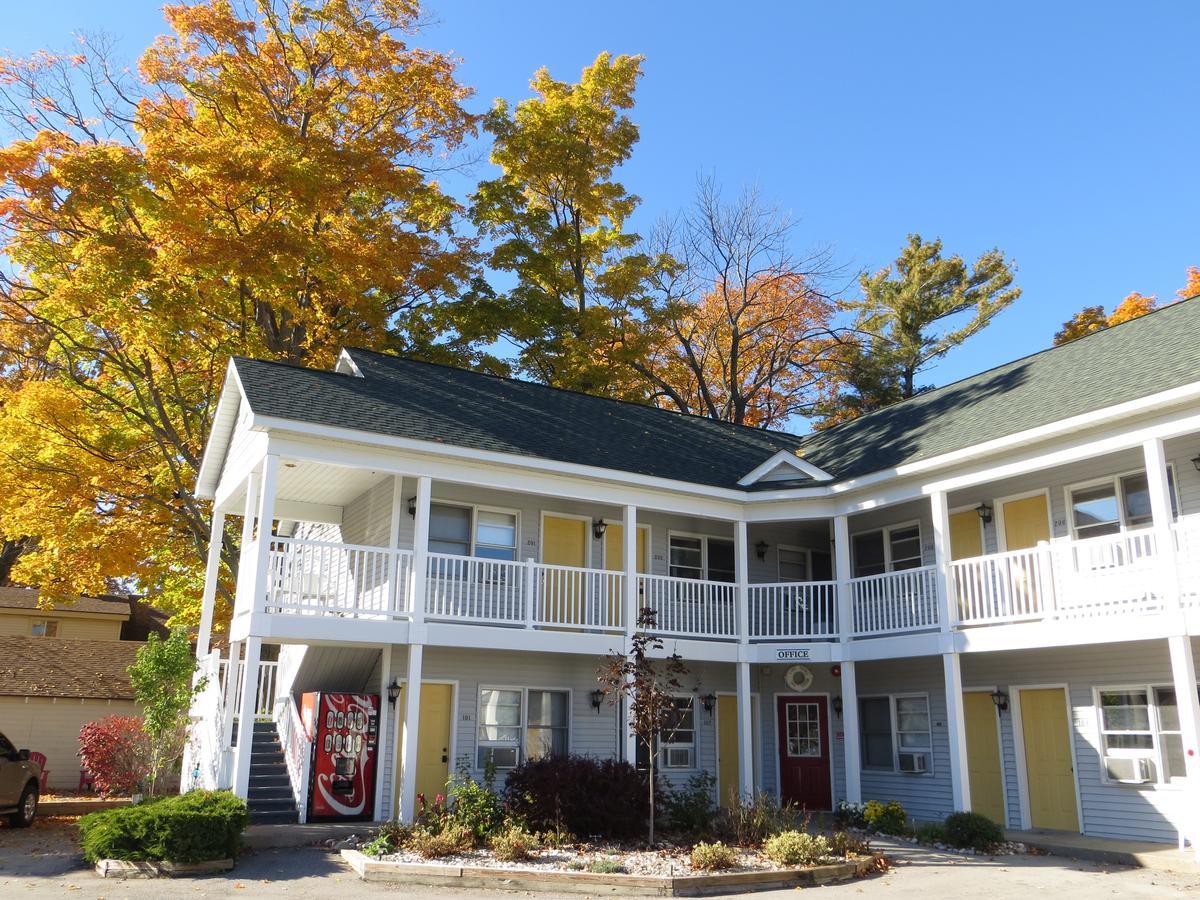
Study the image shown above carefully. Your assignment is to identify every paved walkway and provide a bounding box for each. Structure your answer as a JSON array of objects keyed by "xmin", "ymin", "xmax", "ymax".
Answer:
[{"xmin": 3, "ymin": 827, "xmax": 1200, "ymax": 898}]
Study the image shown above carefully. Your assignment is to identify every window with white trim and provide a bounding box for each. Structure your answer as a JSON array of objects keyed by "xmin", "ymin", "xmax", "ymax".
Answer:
[
  {"xmin": 851, "ymin": 524, "xmax": 923, "ymax": 578},
  {"xmin": 668, "ymin": 534, "xmax": 735, "ymax": 582},
  {"xmin": 858, "ymin": 694, "xmax": 932, "ymax": 773},
  {"xmin": 1069, "ymin": 468, "xmax": 1178, "ymax": 540},
  {"xmin": 477, "ymin": 687, "xmax": 569, "ymax": 769},
  {"xmin": 778, "ymin": 547, "xmax": 809, "ymax": 582},
  {"xmin": 1097, "ymin": 685, "xmax": 1198, "ymax": 785},
  {"xmin": 429, "ymin": 503, "xmax": 517, "ymax": 561},
  {"xmin": 661, "ymin": 696, "xmax": 696, "ymax": 768},
  {"xmin": 30, "ymin": 619, "xmax": 59, "ymax": 637}
]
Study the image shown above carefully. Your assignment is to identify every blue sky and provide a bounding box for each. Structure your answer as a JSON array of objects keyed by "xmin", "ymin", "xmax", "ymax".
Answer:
[{"xmin": 4, "ymin": 1, "xmax": 1198, "ymax": 388}]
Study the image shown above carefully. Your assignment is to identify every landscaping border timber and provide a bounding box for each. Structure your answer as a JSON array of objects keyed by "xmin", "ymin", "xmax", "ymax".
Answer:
[
  {"xmin": 339, "ymin": 850, "xmax": 879, "ymax": 895},
  {"xmin": 95, "ymin": 858, "xmax": 236, "ymax": 879}
]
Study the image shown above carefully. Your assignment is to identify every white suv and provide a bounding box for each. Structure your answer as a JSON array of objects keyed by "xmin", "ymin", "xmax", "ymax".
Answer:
[{"xmin": 0, "ymin": 731, "xmax": 40, "ymax": 827}]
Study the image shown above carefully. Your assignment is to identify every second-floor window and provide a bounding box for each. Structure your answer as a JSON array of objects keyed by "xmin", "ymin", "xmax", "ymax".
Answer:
[
  {"xmin": 669, "ymin": 534, "xmax": 735, "ymax": 582},
  {"xmin": 429, "ymin": 503, "xmax": 517, "ymax": 560},
  {"xmin": 851, "ymin": 524, "xmax": 922, "ymax": 578},
  {"xmin": 30, "ymin": 619, "xmax": 59, "ymax": 637},
  {"xmin": 1069, "ymin": 468, "xmax": 1178, "ymax": 541}
]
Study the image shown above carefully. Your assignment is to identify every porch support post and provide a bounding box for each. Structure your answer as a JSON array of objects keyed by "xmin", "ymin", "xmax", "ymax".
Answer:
[
  {"xmin": 399, "ymin": 644, "xmax": 424, "ymax": 823},
  {"xmin": 930, "ymin": 490, "xmax": 954, "ymax": 631},
  {"xmin": 833, "ymin": 514, "xmax": 852, "ymax": 640},
  {"xmin": 622, "ymin": 504, "xmax": 638, "ymax": 766},
  {"xmin": 735, "ymin": 519, "xmax": 754, "ymax": 798},
  {"xmin": 375, "ymin": 645, "xmax": 392, "ymax": 821},
  {"xmin": 841, "ymin": 660, "xmax": 862, "ymax": 804},
  {"xmin": 410, "ymin": 476, "xmax": 431, "ymax": 626},
  {"xmin": 1168, "ymin": 635, "xmax": 1200, "ymax": 855},
  {"xmin": 231, "ymin": 635, "xmax": 263, "ymax": 798},
  {"xmin": 942, "ymin": 652, "xmax": 971, "ymax": 812},
  {"xmin": 221, "ymin": 641, "xmax": 241, "ymax": 754},
  {"xmin": 234, "ymin": 471, "xmax": 260, "ymax": 619},
  {"xmin": 196, "ymin": 510, "xmax": 226, "ymax": 660},
  {"xmin": 250, "ymin": 455, "xmax": 280, "ymax": 617},
  {"xmin": 388, "ymin": 475, "xmax": 405, "ymax": 614},
  {"xmin": 1143, "ymin": 438, "xmax": 1181, "ymax": 607}
]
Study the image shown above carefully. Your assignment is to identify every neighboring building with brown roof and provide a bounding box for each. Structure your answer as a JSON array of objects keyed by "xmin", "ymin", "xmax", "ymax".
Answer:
[
  {"xmin": 0, "ymin": 635, "xmax": 139, "ymax": 701},
  {"xmin": 0, "ymin": 586, "xmax": 131, "ymax": 640}
]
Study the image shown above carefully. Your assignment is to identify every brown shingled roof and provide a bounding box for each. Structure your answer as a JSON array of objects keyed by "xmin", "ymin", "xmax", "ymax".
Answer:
[
  {"xmin": 0, "ymin": 586, "xmax": 130, "ymax": 617},
  {"xmin": 0, "ymin": 636, "xmax": 139, "ymax": 700}
]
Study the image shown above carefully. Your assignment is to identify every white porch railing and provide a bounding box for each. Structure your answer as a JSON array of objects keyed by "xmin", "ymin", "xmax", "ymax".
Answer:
[
  {"xmin": 426, "ymin": 553, "xmax": 527, "ymax": 624},
  {"xmin": 267, "ymin": 537, "xmax": 413, "ymax": 619},
  {"xmin": 275, "ymin": 693, "xmax": 312, "ymax": 823},
  {"xmin": 950, "ymin": 546, "xmax": 1052, "ymax": 624},
  {"xmin": 223, "ymin": 658, "xmax": 280, "ymax": 722},
  {"xmin": 851, "ymin": 565, "xmax": 940, "ymax": 637},
  {"xmin": 532, "ymin": 563, "xmax": 624, "ymax": 632},
  {"xmin": 749, "ymin": 581, "xmax": 839, "ymax": 639},
  {"xmin": 184, "ymin": 650, "xmax": 227, "ymax": 792},
  {"xmin": 638, "ymin": 573, "xmax": 737, "ymax": 639}
]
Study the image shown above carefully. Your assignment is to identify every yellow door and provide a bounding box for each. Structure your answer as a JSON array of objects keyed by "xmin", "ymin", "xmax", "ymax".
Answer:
[
  {"xmin": 395, "ymin": 682, "xmax": 453, "ymax": 817},
  {"xmin": 963, "ymin": 692, "xmax": 1006, "ymax": 826},
  {"xmin": 1019, "ymin": 688, "xmax": 1079, "ymax": 832},
  {"xmin": 716, "ymin": 695, "xmax": 758, "ymax": 808},
  {"xmin": 542, "ymin": 515, "xmax": 589, "ymax": 625},
  {"xmin": 949, "ymin": 510, "xmax": 983, "ymax": 561},
  {"xmin": 604, "ymin": 524, "xmax": 648, "ymax": 627},
  {"xmin": 1001, "ymin": 495, "xmax": 1050, "ymax": 551}
]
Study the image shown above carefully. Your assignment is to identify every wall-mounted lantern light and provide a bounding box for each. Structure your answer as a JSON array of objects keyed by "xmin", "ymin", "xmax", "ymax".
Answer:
[
  {"xmin": 590, "ymin": 688, "xmax": 605, "ymax": 713},
  {"xmin": 990, "ymin": 690, "xmax": 1009, "ymax": 713},
  {"xmin": 592, "ymin": 519, "xmax": 608, "ymax": 540},
  {"xmin": 387, "ymin": 678, "xmax": 402, "ymax": 705},
  {"xmin": 701, "ymin": 693, "xmax": 716, "ymax": 715},
  {"xmin": 754, "ymin": 540, "xmax": 769, "ymax": 561},
  {"xmin": 407, "ymin": 496, "xmax": 417, "ymax": 518},
  {"xmin": 832, "ymin": 695, "xmax": 843, "ymax": 718},
  {"xmin": 1191, "ymin": 454, "xmax": 1200, "ymax": 473},
  {"xmin": 977, "ymin": 503, "xmax": 993, "ymax": 525}
]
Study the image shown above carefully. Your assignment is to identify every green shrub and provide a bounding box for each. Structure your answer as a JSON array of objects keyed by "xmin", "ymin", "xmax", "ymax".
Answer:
[
  {"xmin": 942, "ymin": 812, "xmax": 1004, "ymax": 852},
  {"xmin": 503, "ymin": 755, "xmax": 654, "ymax": 840},
  {"xmin": 715, "ymin": 793, "xmax": 802, "ymax": 847},
  {"xmin": 587, "ymin": 857, "xmax": 627, "ymax": 874},
  {"xmin": 863, "ymin": 800, "xmax": 907, "ymax": 836},
  {"xmin": 763, "ymin": 831, "xmax": 830, "ymax": 867},
  {"xmin": 447, "ymin": 761, "xmax": 504, "ymax": 842},
  {"xmin": 78, "ymin": 790, "xmax": 247, "ymax": 863},
  {"xmin": 410, "ymin": 824, "xmax": 473, "ymax": 859},
  {"xmin": 833, "ymin": 800, "xmax": 866, "ymax": 830},
  {"xmin": 664, "ymin": 772, "xmax": 716, "ymax": 836},
  {"xmin": 915, "ymin": 822, "xmax": 946, "ymax": 845},
  {"xmin": 537, "ymin": 826, "xmax": 577, "ymax": 849},
  {"xmin": 362, "ymin": 820, "xmax": 413, "ymax": 857},
  {"xmin": 690, "ymin": 840, "xmax": 739, "ymax": 871},
  {"xmin": 489, "ymin": 824, "xmax": 538, "ymax": 862},
  {"xmin": 828, "ymin": 830, "xmax": 868, "ymax": 858}
]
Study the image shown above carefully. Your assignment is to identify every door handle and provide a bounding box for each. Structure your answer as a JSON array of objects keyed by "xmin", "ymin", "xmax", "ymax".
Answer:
[{"xmin": 442, "ymin": 748, "xmax": 448, "ymax": 763}]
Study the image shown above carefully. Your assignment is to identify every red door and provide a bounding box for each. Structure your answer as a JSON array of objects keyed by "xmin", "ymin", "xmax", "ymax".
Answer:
[{"xmin": 776, "ymin": 695, "xmax": 832, "ymax": 811}]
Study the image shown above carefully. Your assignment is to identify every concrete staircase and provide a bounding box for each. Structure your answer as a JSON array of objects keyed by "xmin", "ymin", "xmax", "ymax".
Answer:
[{"xmin": 246, "ymin": 721, "xmax": 299, "ymax": 824}]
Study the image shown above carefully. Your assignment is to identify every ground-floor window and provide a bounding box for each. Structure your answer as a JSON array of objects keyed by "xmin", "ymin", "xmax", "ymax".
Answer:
[
  {"xmin": 477, "ymin": 687, "xmax": 569, "ymax": 769},
  {"xmin": 858, "ymin": 693, "xmax": 933, "ymax": 773},
  {"xmin": 636, "ymin": 695, "xmax": 697, "ymax": 769},
  {"xmin": 1096, "ymin": 684, "xmax": 1198, "ymax": 785}
]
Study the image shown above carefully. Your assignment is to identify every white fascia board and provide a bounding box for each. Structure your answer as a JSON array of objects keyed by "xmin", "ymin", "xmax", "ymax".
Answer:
[
  {"xmin": 957, "ymin": 612, "xmax": 1186, "ymax": 653},
  {"xmin": 841, "ymin": 631, "xmax": 950, "ymax": 661},
  {"xmin": 737, "ymin": 449, "xmax": 834, "ymax": 486},
  {"xmin": 211, "ymin": 432, "xmax": 268, "ymax": 514},
  {"xmin": 257, "ymin": 421, "xmax": 750, "ymax": 519},
  {"xmin": 273, "ymin": 500, "xmax": 343, "ymax": 525},
  {"xmin": 195, "ymin": 361, "xmax": 246, "ymax": 500}
]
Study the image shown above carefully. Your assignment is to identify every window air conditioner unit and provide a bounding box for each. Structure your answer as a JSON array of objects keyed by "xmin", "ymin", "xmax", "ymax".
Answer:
[
  {"xmin": 898, "ymin": 752, "xmax": 928, "ymax": 773},
  {"xmin": 1104, "ymin": 756, "xmax": 1155, "ymax": 784}
]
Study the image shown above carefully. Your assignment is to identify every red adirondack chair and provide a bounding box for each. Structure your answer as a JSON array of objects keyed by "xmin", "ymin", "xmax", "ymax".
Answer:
[{"xmin": 28, "ymin": 751, "xmax": 49, "ymax": 793}]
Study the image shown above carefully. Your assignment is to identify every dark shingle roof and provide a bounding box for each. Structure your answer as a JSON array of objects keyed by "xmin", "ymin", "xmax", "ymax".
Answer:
[
  {"xmin": 233, "ymin": 349, "xmax": 807, "ymax": 489},
  {"xmin": 797, "ymin": 298, "xmax": 1200, "ymax": 480},
  {"xmin": 0, "ymin": 586, "xmax": 130, "ymax": 617},
  {"xmin": 228, "ymin": 298, "xmax": 1200, "ymax": 489},
  {"xmin": 0, "ymin": 636, "xmax": 138, "ymax": 699}
]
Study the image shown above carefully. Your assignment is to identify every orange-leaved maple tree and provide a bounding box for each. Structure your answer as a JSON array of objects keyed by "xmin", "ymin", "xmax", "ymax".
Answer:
[{"xmin": 0, "ymin": 0, "xmax": 476, "ymax": 627}]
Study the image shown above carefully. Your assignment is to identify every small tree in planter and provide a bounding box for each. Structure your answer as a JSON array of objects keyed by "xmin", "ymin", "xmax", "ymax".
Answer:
[
  {"xmin": 598, "ymin": 607, "xmax": 689, "ymax": 844},
  {"xmin": 128, "ymin": 628, "xmax": 204, "ymax": 795},
  {"xmin": 78, "ymin": 715, "xmax": 153, "ymax": 796}
]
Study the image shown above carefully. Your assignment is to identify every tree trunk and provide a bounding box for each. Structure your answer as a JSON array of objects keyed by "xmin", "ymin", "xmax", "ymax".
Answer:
[{"xmin": 648, "ymin": 736, "xmax": 656, "ymax": 845}]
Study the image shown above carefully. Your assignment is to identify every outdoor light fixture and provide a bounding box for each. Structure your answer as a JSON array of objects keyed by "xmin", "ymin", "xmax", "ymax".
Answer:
[
  {"xmin": 832, "ymin": 695, "xmax": 843, "ymax": 718},
  {"xmin": 387, "ymin": 678, "xmax": 402, "ymax": 705},
  {"xmin": 701, "ymin": 693, "xmax": 716, "ymax": 714},
  {"xmin": 590, "ymin": 688, "xmax": 605, "ymax": 713},
  {"xmin": 990, "ymin": 690, "xmax": 1009, "ymax": 713},
  {"xmin": 1192, "ymin": 454, "xmax": 1200, "ymax": 473},
  {"xmin": 593, "ymin": 519, "xmax": 608, "ymax": 540},
  {"xmin": 977, "ymin": 503, "xmax": 993, "ymax": 524},
  {"xmin": 755, "ymin": 540, "xmax": 769, "ymax": 561},
  {"xmin": 407, "ymin": 496, "xmax": 417, "ymax": 518}
]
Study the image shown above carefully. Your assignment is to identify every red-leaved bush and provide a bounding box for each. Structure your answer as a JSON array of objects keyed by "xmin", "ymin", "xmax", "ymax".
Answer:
[{"xmin": 78, "ymin": 715, "xmax": 151, "ymax": 796}]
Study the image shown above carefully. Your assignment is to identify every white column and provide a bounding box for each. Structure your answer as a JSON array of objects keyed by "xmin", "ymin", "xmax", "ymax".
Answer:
[
  {"xmin": 833, "ymin": 514, "xmax": 853, "ymax": 640},
  {"xmin": 375, "ymin": 645, "xmax": 392, "ymax": 821},
  {"xmin": 221, "ymin": 640, "xmax": 242, "ymax": 754},
  {"xmin": 231, "ymin": 635, "xmax": 263, "ymax": 797},
  {"xmin": 250, "ymin": 455, "xmax": 280, "ymax": 616},
  {"xmin": 234, "ymin": 472, "xmax": 260, "ymax": 618},
  {"xmin": 410, "ymin": 476, "xmax": 432, "ymax": 626},
  {"xmin": 736, "ymin": 660, "xmax": 755, "ymax": 799},
  {"xmin": 388, "ymin": 475, "xmax": 405, "ymax": 614},
  {"xmin": 735, "ymin": 520, "xmax": 750, "ymax": 643},
  {"xmin": 196, "ymin": 510, "xmax": 226, "ymax": 659},
  {"xmin": 399, "ymin": 644, "xmax": 424, "ymax": 823},
  {"xmin": 1143, "ymin": 438, "xmax": 1181, "ymax": 608},
  {"xmin": 1168, "ymin": 635, "xmax": 1200, "ymax": 855},
  {"xmin": 841, "ymin": 660, "xmax": 862, "ymax": 804},
  {"xmin": 622, "ymin": 504, "xmax": 639, "ymax": 765},
  {"xmin": 942, "ymin": 652, "xmax": 971, "ymax": 812},
  {"xmin": 930, "ymin": 490, "xmax": 954, "ymax": 631}
]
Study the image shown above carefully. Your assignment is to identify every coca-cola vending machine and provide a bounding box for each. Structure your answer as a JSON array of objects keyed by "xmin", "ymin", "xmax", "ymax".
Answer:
[{"xmin": 301, "ymin": 692, "xmax": 380, "ymax": 821}]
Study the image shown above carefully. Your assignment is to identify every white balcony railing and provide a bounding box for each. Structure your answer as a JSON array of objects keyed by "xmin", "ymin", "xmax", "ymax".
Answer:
[
  {"xmin": 950, "ymin": 546, "xmax": 1052, "ymax": 624},
  {"xmin": 532, "ymin": 563, "xmax": 624, "ymax": 632},
  {"xmin": 267, "ymin": 537, "xmax": 412, "ymax": 619},
  {"xmin": 426, "ymin": 553, "xmax": 527, "ymax": 624},
  {"xmin": 638, "ymin": 573, "xmax": 738, "ymax": 639},
  {"xmin": 749, "ymin": 581, "xmax": 839, "ymax": 640},
  {"xmin": 851, "ymin": 565, "xmax": 940, "ymax": 637}
]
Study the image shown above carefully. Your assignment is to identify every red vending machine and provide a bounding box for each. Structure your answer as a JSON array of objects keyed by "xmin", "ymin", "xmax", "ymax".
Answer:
[{"xmin": 301, "ymin": 692, "xmax": 380, "ymax": 821}]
